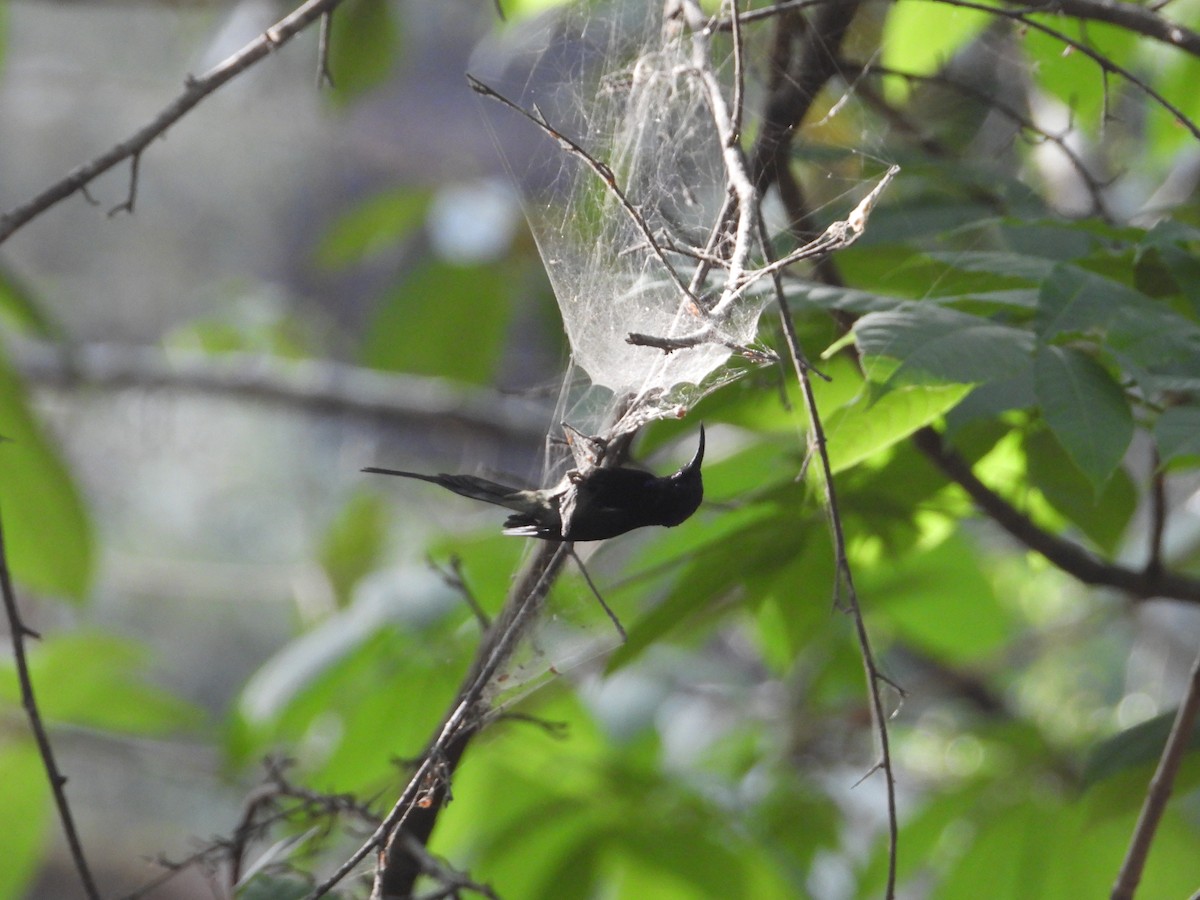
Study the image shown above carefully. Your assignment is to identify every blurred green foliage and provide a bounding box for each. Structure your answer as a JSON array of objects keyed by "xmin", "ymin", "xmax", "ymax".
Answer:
[{"xmin": 4, "ymin": 0, "xmax": 1200, "ymax": 898}]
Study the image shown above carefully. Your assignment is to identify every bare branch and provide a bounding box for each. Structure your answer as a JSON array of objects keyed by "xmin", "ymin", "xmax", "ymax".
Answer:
[
  {"xmin": 1111, "ymin": 647, "xmax": 1200, "ymax": 899},
  {"xmin": 928, "ymin": 0, "xmax": 1200, "ymax": 140},
  {"xmin": 14, "ymin": 342, "xmax": 548, "ymax": 443},
  {"xmin": 913, "ymin": 427, "xmax": 1200, "ymax": 603},
  {"xmin": 0, "ymin": 0, "xmax": 349, "ymax": 245},
  {"xmin": 1005, "ymin": 0, "xmax": 1200, "ymax": 58},
  {"xmin": 317, "ymin": 11, "xmax": 336, "ymax": 89}
]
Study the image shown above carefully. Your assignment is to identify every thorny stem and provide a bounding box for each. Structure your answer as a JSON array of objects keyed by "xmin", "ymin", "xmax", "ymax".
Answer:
[
  {"xmin": 0, "ymin": 506, "xmax": 102, "ymax": 900},
  {"xmin": 679, "ymin": 0, "xmax": 900, "ymax": 893},
  {"xmin": 739, "ymin": 1, "xmax": 899, "ymax": 893},
  {"xmin": 756, "ymin": 201, "xmax": 901, "ymax": 899}
]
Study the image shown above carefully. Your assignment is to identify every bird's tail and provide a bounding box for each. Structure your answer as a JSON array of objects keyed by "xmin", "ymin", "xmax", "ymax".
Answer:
[{"xmin": 362, "ymin": 467, "xmax": 529, "ymax": 512}]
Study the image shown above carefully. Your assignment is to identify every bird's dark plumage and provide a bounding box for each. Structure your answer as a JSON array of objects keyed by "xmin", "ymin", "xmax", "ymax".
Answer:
[{"xmin": 364, "ymin": 425, "xmax": 705, "ymax": 542}]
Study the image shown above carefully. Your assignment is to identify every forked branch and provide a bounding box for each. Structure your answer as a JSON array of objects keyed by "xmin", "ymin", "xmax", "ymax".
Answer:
[{"xmin": 0, "ymin": 0, "xmax": 349, "ymax": 245}]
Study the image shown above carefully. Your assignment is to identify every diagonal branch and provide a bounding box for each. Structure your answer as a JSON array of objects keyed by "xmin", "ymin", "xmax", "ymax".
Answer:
[
  {"xmin": 0, "ymin": 0, "xmax": 348, "ymax": 245},
  {"xmin": 1111, "ymin": 645, "xmax": 1200, "ymax": 899},
  {"xmin": 1003, "ymin": 0, "xmax": 1200, "ymax": 58},
  {"xmin": 912, "ymin": 427, "xmax": 1200, "ymax": 603},
  {"xmin": 928, "ymin": 0, "xmax": 1200, "ymax": 140}
]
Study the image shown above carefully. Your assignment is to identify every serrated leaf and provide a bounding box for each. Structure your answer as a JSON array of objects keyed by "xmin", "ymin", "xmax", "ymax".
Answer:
[
  {"xmin": 853, "ymin": 303, "xmax": 1033, "ymax": 388},
  {"xmin": 0, "ymin": 350, "xmax": 93, "ymax": 600},
  {"xmin": 1035, "ymin": 263, "xmax": 1146, "ymax": 340},
  {"xmin": 1033, "ymin": 345, "xmax": 1132, "ymax": 490}
]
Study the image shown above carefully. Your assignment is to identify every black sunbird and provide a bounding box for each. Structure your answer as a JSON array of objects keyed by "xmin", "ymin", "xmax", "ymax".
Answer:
[{"xmin": 364, "ymin": 425, "xmax": 705, "ymax": 542}]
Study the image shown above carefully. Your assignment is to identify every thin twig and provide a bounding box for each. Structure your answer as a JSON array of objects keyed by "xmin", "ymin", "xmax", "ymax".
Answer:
[
  {"xmin": 756, "ymin": 202, "xmax": 901, "ymax": 899},
  {"xmin": 842, "ymin": 59, "xmax": 1116, "ymax": 220},
  {"xmin": 431, "ymin": 554, "xmax": 491, "ymax": 630},
  {"xmin": 317, "ymin": 11, "xmax": 336, "ymax": 89},
  {"xmin": 466, "ymin": 75, "xmax": 702, "ymax": 314},
  {"xmin": 1004, "ymin": 0, "xmax": 1200, "ymax": 57},
  {"xmin": 304, "ymin": 542, "xmax": 570, "ymax": 898},
  {"xmin": 735, "ymin": 2, "xmax": 898, "ymax": 890},
  {"xmin": 0, "ymin": 504, "xmax": 102, "ymax": 900},
  {"xmin": 107, "ymin": 149, "xmax": 142, "ymax": 218},
  {"xmin": 929, "ymin": 0, "xmax": 1200, "ymax": 140},
  {"xmin": 1111, "ymin": 645, "xmax": 1200, "ymax": 899},
  {"xmin": 0, "ymin": 0, "xmax": 349, "ymax": 245},
  {"xmin": 568, "ymin": 547, "xmax": 626, "ymax": 643}
]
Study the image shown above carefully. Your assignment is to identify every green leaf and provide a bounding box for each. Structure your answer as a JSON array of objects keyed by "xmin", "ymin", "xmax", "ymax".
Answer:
[
  {"xmin": 326, "ymin": 0, "xmax": 403, "ymax": 102},
  {"xmin": 1082, "ymin": 709, "xmax": 1200, "ymax": 788},
  {"xmin": 881, "ymin": 0, "xmax": 991, "ymax": 101},
  {"xmin": 1155, "ymin": 405, "xmax": 1200, "ymax": 467},
  {"xmin": 0, "ymin": 633, "xmax": 201, "ymax": 734},
  {"xmin": 1024, "ymin": 428, "xmax": 1136, "ymax": 554},
  {"xmin": 1145, "ymin": 232, "xmax": 1200, "ymax": 316},
  {"xmin": 864, "ymin": 533, "xmax": 1014, "ymax": 664},
  {"xmin": 1034, "ymin": 265, "xmax": 1200, "ymax": 395},
  {"xmin": 318, "ymin": 491, "xmax": 388, "ymax": 607},
  {"xmin": 362, "ymin": 260, "xmax": 513, "ymax": 384},
  {"xmin": 924, "ymin": 251, "xmax": 1057, "ymax": 283},
  {"xmin": 824, "ymin": 381, "xmax": 973, "ymax": 473},
  {"xmin": 853, "ymin": 303, "xmax": 1033, "ymax": 387},
  {"xmin": 936, "ymin": 800, "xmax": 1057, "ymax": 898},
  {"xmin": 1035, "ymin": 264, "xmax": 1146, "ymax": 340},
  {"xmin": 496, "ymin": 0, "xmax": 576, "ymax": 21},
  {"xmin": 0, "ymin": 350, "xmax": 93, "ymax": 600},
  {"xmin": 612, "ymin": 505, "xmax": 802, "ymax": 667},
  {"xmin": 1033, "ymin": 345, "xmax": 1132, "ymax": 491},
  {"xmin": 0, "ymin": 743, "xmax": 50, "ymax": 900},
  {"xmin": 231, "ymin": 614, "xmax": 469, "ymax": 791},
  {"xmin": 315, "ymin": 189, "xmax": 430, "ymax": 269},
  {"xmin": 0, "ymin": 264, "xmax": 58, "ymax": 337}
]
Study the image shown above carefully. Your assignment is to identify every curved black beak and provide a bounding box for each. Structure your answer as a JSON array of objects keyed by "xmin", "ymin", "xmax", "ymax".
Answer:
[{"xmin": 679, "ymin": 423, "xmax": 705, "ymax": 476}]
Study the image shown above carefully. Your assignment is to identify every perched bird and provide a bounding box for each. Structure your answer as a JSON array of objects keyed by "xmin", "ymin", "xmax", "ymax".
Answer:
[{"xmin": 364, "ymin": 425, "xmax": 705, "ymax": 542}]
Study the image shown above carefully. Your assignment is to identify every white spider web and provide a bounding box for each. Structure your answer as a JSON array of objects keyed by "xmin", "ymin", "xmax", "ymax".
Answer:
[{"xmin": 471, "ymin": 0, "xmax": 775, "ymax": 448}]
